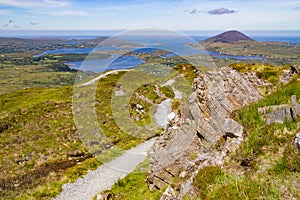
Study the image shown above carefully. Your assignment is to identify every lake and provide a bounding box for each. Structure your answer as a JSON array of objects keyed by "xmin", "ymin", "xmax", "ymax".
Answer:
[
  {"xmin": 65, "ymin": 54, "xmax": 144, "ymax": 72},
  {"xmin": 36, "ymin": 36, "xmax": 267, "ymax": 72}
]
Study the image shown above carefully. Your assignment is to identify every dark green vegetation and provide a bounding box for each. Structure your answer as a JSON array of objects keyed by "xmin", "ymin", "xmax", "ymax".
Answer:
[{"xmin": 192, "ymin": 166, "xmax": 224, "ymax": 199}]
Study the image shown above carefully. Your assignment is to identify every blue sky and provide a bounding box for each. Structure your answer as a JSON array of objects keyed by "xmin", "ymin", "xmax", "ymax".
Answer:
[{"xmin": 0, "ymin": 0, "xmax": 299, "ymax": 31}]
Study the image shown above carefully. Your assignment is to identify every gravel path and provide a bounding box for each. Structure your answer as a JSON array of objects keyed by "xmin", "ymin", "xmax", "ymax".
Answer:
[
  {"xmin": 79, "ymin": 69, "xmax": 130, "ymax": 86},
  {"xmin": 154, "ymin": 78, "xmax": 182, "ymax": 128},
  {"xmin": 54, "ymin": 138, "xmax": 156, "ymax": 200},
  {"xmin": 59, "ymin": 76, "xmax": 178, "ymax": 199},
  {"xmin": 154, "ymin": 98, "xmax": 172, "ymax": 128}
]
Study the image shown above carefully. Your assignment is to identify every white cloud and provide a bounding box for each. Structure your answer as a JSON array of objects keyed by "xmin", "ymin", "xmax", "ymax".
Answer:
[
  {"xmin": 48, "ymin": 11, "xmax": 89, "ymax": 16},
  {"xmin": 0, "ymin": 0, "xmax": 70, "ymax": 8}
]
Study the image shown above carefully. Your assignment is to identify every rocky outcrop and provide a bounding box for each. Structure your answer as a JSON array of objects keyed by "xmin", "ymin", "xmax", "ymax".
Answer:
[
  {"xmin": 259, "ymin": 95, "xmax": 300, "ymax": 124},
  {"xmin": 280, "ymin": 65, "xmax": 300, "ymax": 83},
  {"xmin": 147, "ymin": 67, "xmax": 265, "ymax": 198}
]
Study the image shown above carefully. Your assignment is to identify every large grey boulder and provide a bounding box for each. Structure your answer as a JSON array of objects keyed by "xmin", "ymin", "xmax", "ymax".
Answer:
[{"xmin": 263, "ymin": 108, "xmax": 293, "ymax": 125}]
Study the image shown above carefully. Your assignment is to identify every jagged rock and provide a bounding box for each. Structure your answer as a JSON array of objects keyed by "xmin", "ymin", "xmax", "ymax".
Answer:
[
  {"xmin": 263, "ymin": 108, "xmax": 293, "ymax": 125},
  {"xmin": 167, "ymin": 112, "xmax": 176, "ymax": 121},
  {"xmin": 96, "ymin": 192, "xmax": 112, "ymax": 200},
  {"xmin": 160, "ymin": 186, "xmax": 177, "ymax": 200},
  {"xmin": 260, "ymin": 95, "xmax": 299, "ymax": 124},
  {"xmin": 222, "ymin": 118, "xmax": 243, "ymax": 138},
  {"xmin": 258, "ymin": 104, "xmax": 289, "ymax": 114},
  {"xmin": 147, "ymin": 67, "xmax": 264, "ymax": 195},
  {"xmin": 222, "ymin": 118, "xmax": 244, "ymax": 153},
  {"xmin": 295, "ymin": 132, "xmax": 300, "ymax": 151},
  {"xmin": 291, "ymin": 95, "xmax": 300, "ymax": 119}
]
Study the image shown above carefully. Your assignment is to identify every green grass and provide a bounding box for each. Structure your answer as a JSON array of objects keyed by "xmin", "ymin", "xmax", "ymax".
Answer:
[
  {"xmin": 0, "ymin": 70, "xmax": 163, "ymax": 199},
  {"xmin": 192, "ymin": 166, "xmax": 224, "ymax": 199},
  {"xmin": 173, "ymin": 64, "xmax": 198, "ymax": 84},
  {"xmin": 0, "ymin": 86, "xmax": 103, "ymax": 199},
  {"xmin": 0, "ymin": 62, "xmax": 77, "ymax": 95},
  {"xmin": 99, "ymin": 158, "xmax": 163, "ymax": 200},
  {"xmin": 229, "ymin": 63, "xmax": 289, "ymax": 85}
]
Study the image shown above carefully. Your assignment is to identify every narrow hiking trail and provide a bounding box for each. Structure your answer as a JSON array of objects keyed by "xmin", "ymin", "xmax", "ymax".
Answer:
[{"xmin": 54, "ymin": 138, "xmax": 156, "ymax": 200}]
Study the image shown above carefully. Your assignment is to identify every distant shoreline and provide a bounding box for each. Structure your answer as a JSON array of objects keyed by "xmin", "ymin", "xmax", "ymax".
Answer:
[{"xmin": 0, "ymin": 30, "xmax": 300, "ymax": 43}]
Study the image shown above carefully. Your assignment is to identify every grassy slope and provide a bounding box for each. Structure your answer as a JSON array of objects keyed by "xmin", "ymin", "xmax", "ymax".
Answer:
[
  {"xmin": 0, "ymin": 62, "xmax": 77, "ymax": 95},
  {"xmin": 0, "ymin": 67, "xmax": 178, "ymax": 199},
  {"xmin": 0, "ymin": 86, "xmax": 101, "ymax": 199}
]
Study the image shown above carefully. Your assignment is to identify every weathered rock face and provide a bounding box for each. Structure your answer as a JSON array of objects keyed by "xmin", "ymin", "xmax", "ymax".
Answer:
[
  {"xmin": 147, "ymin": 67, "xmax": 265, "ymax": 198},
  {"xmin": 259, "ymin": 95, "xmax": 300, "ymax": 125}
]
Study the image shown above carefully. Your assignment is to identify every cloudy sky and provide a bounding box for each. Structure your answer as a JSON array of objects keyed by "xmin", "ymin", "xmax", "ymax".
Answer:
[{"xmin": 0, "ymin": 0, "xmax": 299, "ymax": 31}]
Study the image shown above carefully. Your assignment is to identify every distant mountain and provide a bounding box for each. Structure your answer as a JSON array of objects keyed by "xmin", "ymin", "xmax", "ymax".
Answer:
[{"xmin": 202, "ymin": 30, "xmax": 254, "ymax": 44}]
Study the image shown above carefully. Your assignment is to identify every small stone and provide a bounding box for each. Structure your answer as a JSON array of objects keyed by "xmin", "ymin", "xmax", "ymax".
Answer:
[
  {"xmin": 136, "ymin": 104, "xmax": 143, "ymax": 109},
  {"xmin": 20, "ymin": 108, "xmax": 28, "ymax": 115},
  {"xmin": 25, "ymin": 155, "xmax": 30, "ymax": 161},
  {"xmin": 295, "ymin": 132, "xmax": 300, "ymax": 151},
  {"xmin": 179, "ymin": 171, "xmax": 187, "ymax": 178},
  {"xmin": 96, "ymin": 192, "xmax": 112, "ymax": 200}
]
